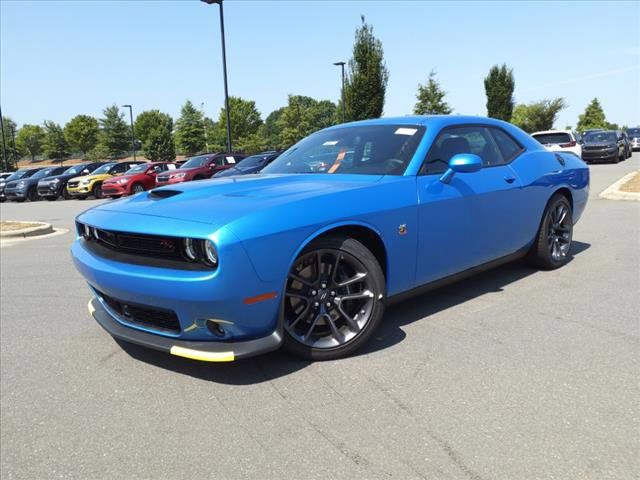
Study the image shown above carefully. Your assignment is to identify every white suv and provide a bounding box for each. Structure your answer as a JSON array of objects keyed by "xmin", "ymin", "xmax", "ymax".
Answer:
[{"xmin": 531, "ymin": 130, "xmax": 582, "ymax": 157}]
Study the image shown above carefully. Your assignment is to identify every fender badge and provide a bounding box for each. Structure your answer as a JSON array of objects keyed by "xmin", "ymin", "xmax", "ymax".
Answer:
[{"xmin": 398, "ymin": 224, "xmax": 408, "ymax": 236}]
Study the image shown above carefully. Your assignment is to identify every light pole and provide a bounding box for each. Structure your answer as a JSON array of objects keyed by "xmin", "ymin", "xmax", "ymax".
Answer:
[
  {"xmin": 201, "ymin": 0, "xmax": 232, "ymax": 153},
  {"xmin": 0, "ymin": 106, "xmax": 7, "ymax": 170},
  {"xmin": 333, "ymin": 61, "xmax": 346, "ymax": 123},
  {"xmin": 121, "ymin": 104, "xmax": 136, "ymax": 160}
]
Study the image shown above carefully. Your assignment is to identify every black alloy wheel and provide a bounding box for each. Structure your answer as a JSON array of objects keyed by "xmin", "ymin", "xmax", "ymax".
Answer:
[{"xmin": 282, "ymin": 235, "xmax": 385, "ymax": 360}]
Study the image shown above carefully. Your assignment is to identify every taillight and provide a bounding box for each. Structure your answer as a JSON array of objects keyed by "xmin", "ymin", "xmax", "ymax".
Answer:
[{"xmin": 560, "ymin": 140, "xmax": 576, "ymax": 148}]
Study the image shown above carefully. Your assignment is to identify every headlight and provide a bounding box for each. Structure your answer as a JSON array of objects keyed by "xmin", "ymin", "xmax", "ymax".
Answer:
[
  {"xmin": 173, "ymin": 173, "xmax": 186, "ymax": 179},
  {"xmin": 51, "ymin": 178, "xmax": 60, "ymax": 184},
  {"xmin": 203, "ymin": 240, "xmax": 218, "ymax": 266},
  {"xmin": 80, "ymin": 179, "xmax": 91, "ymax": 185},
  {"xmin": 183, "ymin": 238, "xmax": 197, "ymax": 260},
  {"xmin": 117, "ymin": 178, "xmax": 129, "ymax": 184},
  {"xmin": 182, "ymin": 238, "xmax": 218, "ymax": 267},
  {"xmin": 17, "ymin": 181, "xmax": 26, "ymax": 188}
]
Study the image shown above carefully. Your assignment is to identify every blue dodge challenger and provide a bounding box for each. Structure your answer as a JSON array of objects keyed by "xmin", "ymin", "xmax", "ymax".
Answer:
[{"xmin": 72, "ymin": 116, "xmax": 589, "ymax": 362}]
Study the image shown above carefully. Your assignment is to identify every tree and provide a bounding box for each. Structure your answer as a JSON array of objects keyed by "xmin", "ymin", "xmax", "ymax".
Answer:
[
  {"xmin": 576, "ymin": 98, "xmax": 607, "ymax": 133},
  {"xmin": 211, "ymin": 96, "xmax": 263, "ymax": 151},
  {"xmin": 484, "ymin": 64, "xmax": 515, "ymax": 121},
  {"xmin": 1, "ymin": 116, "xmax": 19, "ymax": 167},
  {"xmin": 175, "ymin": 100, "xmax": 206, "ymax": 156},
  {"xmin": 42, "ymin": 121, "xmax": 70, "ymax": 163},
  {"xmin": 144, "ymin": 126, "xmax": 176, "ymax": 162},
  {"xmin": 64, "ymin": 115, "xmax": 99, "ymax": 158},
  {"xmin": 16, "ymin": 124, "xmax": 45, "ymax": 161},
  {"xmin": 262, "ymin": 107, "xmax": 285, "ymax": 149},
  {"xmin": 275, "ymin": 95, "xmax": 337, "ymax": 148},
  {"xmin": 343, "ymin": 16, "xmax": 389, "ymax": 121},
  {"xmin": 413, "ymin": 71, "xmax": 453, "ymax": 115},
  {"xmin": 96, "ymin": 105, "xmax": 130, "ymax": 159},
  {"xmin": 134, "ymin": 110, "xmax": 173, "ymax": 146},
  {"xmin": 511, "ymin": 98, "xmax": 567, "ymax": 133}
]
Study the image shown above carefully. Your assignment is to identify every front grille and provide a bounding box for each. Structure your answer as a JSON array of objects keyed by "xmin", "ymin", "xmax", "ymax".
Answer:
[
  {"xmin": 91, "ymin": 227, "xmax": 184, "ymax": 259},
  {"xmin": 68, "ymin": 181, "xmax": 79, "ymax": 188},
  {"xmin": 96, "ymin": 289, "xmax": 181, "ymax": 333}
]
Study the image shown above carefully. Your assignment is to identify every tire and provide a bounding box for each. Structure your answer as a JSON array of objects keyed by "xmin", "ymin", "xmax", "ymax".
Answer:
[
  {"xmin": 131, "ymin": 183, "xmax": 145, "ymax": 194},
  {"xmin": 109, "ymin": 195, "xmax": 122, "ymax": 199},
  {"xmin": 526, "ymin": 193, "xmax": 573, "ymax": 270},
  {"xmin": 281, "ymin": 235, "xmax": 385, "ymax": 361},
  {"xmin": 45, "ymin": 197, "xmax": 57, "ymax": 201},
  {"xmin": 92, "ymin": 183, "xmax": 103, "ymax": 199},
  {"xmin": 76, "ymin": 196, "xmax": 87, "ymax": 200},
  {"xmin": 27, "ymin": 188, "xmax": 39, "ymax": 202},
  {"xmin": 62, "ymin": 188, "xmax": 71, "ymax": 200}
]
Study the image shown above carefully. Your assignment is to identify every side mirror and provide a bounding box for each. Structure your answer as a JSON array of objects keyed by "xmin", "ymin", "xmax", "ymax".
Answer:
[
  {"xmin": 82, "ymin": 169, "xmax": 90, "ymax": 174},
  {"xmin": 439, "ymin": 153, "xmax": 482, "ymax": 184}
]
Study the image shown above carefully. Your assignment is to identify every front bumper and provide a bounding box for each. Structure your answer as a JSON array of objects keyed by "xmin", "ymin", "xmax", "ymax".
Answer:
[
  {"xmin": 4, "ymin": 187, "xmax": 28, "ymax": 200},
  {"xmin": 155, "ymin": 177, "xmax": 186, "ymax": 187},
  {"xmin": 102, "ymin": 183, "xmax": 128, "ymax": 196},
  {"xmin": 67, "ymin": 184, "xmax": 93, "ymax": 196},
  {"xmin": 38, "ymin": 183, "xmax": 62, "ymax": 197},
  {"xmin": 581, "ymin": 150, "xmax": 617, "ymax": 163},
  {"xmin": 89, "ymin": 297, "xmax": 282, "ymax": 361}
]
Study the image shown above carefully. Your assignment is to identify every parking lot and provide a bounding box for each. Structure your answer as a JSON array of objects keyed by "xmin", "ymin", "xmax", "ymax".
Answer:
[{"xmin": 1, "ymin": 157, "xmax": 638, "ymax": 479}]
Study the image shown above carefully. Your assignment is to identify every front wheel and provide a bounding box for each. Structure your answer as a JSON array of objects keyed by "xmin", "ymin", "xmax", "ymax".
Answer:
[
  {"xmin": 131, "ymin": 183, "xmax": 145, "ymax": 194},
  {"xmin": 282, "ymin": 235, "xmax": 385, "ymax": 360},
  {"xmin": 27, "ymin": 188, "xmax": 39, "ymax": 202},
  {"xmin": 526, "ymin": 193, "xmax": 573, "ymax": 270},
  {"xmin": 92, "ymin": 183, "xmax": 104, "ymax": 199}
]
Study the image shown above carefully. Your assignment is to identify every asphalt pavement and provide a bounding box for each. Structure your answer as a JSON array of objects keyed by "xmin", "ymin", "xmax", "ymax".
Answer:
[{"xmin": 1, "ymin": 156, "xmax": 639, "ymax": 480}]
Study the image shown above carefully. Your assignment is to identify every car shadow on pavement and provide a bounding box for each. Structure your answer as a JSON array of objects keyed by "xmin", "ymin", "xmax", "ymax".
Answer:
[{"xmin": 117, "ymin": 241, "xmax": 590, "ymax": 385}]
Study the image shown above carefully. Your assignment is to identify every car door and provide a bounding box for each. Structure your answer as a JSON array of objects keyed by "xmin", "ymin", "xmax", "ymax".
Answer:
[{"xmin": 415, "ymin": 125, "xmax": 527, "ymax": 285}]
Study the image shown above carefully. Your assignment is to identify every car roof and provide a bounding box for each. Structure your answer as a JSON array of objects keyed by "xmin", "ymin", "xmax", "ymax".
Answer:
[
  {"xmin": 324, "ymin": 115, "xmax": 521, "ymax": 131},
  {"xmin": 531, "ymin": 130, "xmax": 573, "ymax": 135}
]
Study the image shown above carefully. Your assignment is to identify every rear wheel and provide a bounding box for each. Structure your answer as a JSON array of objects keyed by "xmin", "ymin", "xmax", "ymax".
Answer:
[
  {"xmin": 282, "ymin": 235, "xmax": 385, "ymax": 360},
  {"xmin": 526, "ymin": 193, "xmax": 573, "ymax": 270}
]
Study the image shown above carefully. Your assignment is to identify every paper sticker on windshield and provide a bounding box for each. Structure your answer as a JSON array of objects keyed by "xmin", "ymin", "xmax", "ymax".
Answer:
[
  {"xmin": 322, "ymin": 140, "xmax": 338, "ymax": 146},
  {"xmin": 226, "ymin": 156, "xmax": 236, "ymax": 164},
  {"xmin": 395, "ymin": 127, "xmax": 418, "ymax": 136}
]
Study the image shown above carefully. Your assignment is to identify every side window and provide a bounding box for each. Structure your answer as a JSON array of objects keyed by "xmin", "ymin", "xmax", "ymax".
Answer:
[
  {"xmin": 112, "ymin": 163, "xmax": 128, "ymax": 174},
  {"xmin": 213, "ymin": 157, "xmax": 224, "ymax": 167},
  {"xmin": 489, "ymin": 128, "xmax": 523, "ymax": 162},
  {"xmin": 153, "ymin": 165, "xmax": 163, "ymax": 173},
  {"xmin": 422, "ymin": 126, "xmax": 503, "ymax": 175}
]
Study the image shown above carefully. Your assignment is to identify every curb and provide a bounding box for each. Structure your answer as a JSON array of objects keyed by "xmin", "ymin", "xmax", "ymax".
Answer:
[
  {"xmin": 599, "ymin": 171, "xmax": 640, "ymax": 201},
  {"xmin": 0, "ymin": 222, "xmax": 54, "ymax": 239}
]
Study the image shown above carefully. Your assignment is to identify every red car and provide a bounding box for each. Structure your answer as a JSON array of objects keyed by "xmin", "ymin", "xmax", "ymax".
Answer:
[
  {"xmin": 155, "ymin": 153, "xmax": 246, "ymax": 186},
  {"xmin": 102, "ymin": 162, "xmax": 176, "ymax": 198}
]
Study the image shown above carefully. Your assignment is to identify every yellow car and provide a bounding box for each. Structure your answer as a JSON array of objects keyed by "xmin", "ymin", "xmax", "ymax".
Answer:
[{"xmin": 66, "ymin": 161, "xmax": 144, "ymax": 199}]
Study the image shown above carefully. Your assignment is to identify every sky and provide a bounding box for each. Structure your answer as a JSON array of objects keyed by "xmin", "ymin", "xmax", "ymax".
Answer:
[{"xmin": 1, "ymin": 0, "xmax": 639, "ymax": 130}]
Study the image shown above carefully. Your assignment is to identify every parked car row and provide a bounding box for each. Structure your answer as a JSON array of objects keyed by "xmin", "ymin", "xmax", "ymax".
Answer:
[
  {"xmin": 531, "ymin": 129, "xmax": 635, "ymax": 164},
  {"xmin": 0, "ymin": 151, "xmax": 282, "ymax": 203}
]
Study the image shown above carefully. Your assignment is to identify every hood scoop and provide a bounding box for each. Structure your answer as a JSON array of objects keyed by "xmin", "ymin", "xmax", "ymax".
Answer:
[{"xmin": 148, "ymin": 189, "xmax": 183, "ymax": 199}]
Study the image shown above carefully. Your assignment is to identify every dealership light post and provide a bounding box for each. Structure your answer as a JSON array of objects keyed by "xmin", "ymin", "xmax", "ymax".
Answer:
[
  {"xmin": 201, "ymin": 0, "xmax": 232, "ymax": 153},
  {"xmin": 121, "ymin": 104, "xmax": 136, "ymax": 161},
  {"xmin": 0, "ymin": 106, "xmax": 7, "ymax": 170},
  {"xmin": 333, "ymin": 61, "xmax": 346, "ymax": 123}
]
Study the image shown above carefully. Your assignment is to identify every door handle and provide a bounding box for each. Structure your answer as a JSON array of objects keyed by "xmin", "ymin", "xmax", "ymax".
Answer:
[{"xmin": 504, "ymin": 176, "xmax": 516, "ymax": 184}]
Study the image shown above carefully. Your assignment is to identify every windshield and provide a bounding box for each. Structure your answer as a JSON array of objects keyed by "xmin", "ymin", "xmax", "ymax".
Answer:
[
  {"xmin": 91, "ymin": 163, "xmax": 116, "ymax": 175},
  {"xmin": 5, "ymin": 169, "xmax": 31, "ymax": 182},
  {"xmin": 584, "ymin": 131, "xmax": 617, "ymax": 143},
  {"xmin": 64, "ymin": 164, "xmax": 90, "ymax": 175},
  {"xmin": 180, "ymin": 156, "xmax": 210, "ymax": 169},
  {"xmin": 235, "ymin": 155, "xmax": 270, "ymax": 169},
  {"xmin": 31, "ymin": 167, "xmax": 60, "ymax": 180},
  {"xmin": 262, "ymin": 125, "xmax": 426, "ymax": 176},
  {"xmin": 627, "ymin": 128, "xmax": 640, "ymax": 136},
  {"xmin": 532, "ymin": 132, "xmax": 571, "ymax": 145},
  {"xmin": 125, "ymin": 164, "xmax": 149, "ymax": 175}
]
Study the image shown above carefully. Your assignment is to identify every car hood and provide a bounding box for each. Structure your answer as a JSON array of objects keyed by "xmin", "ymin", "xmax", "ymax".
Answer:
[
  {"xmin": 583, "ymin": 142, "xmax": 616, "ymax": 148},
  {"xmin": 161, "ymin": 167, "xmax": 199, "ymax": 176},
  {"xmin": 70, "ymin": 173, "xmax": 113, "ymax": 183},
  {"xmin": 103, "ymin": 174, "xmax": 131, "ymax": 184},
  {"xmin": 92, "ymin": 173, "xmax": 383, "ymax": 228},
  {"xmin": 39, "ymin": 173, "xmax": 80, "ymax": 184}
]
